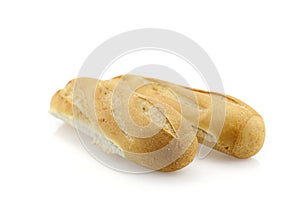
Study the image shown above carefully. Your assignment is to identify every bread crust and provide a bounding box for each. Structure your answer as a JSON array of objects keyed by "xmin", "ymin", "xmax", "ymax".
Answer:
[
  {"xmin": 50, "ymin": 76, "xmax": 198, "ymax": 171},
  {"xmin": 141, "ymin": 76, "xmax": 265, "ymax": 158}
]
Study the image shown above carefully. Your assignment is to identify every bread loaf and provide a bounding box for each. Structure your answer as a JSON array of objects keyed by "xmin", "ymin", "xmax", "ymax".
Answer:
[
  {"xmin": 50, "ymin": 75, "xmax": 198, "ymax": 172},
  {"xmin": 143, "ymin": 76, "xmax": 265, "ymax": 158},
  {"xmin": 50, "ymin": 74, "xmax": 265, "ymax": 171}
]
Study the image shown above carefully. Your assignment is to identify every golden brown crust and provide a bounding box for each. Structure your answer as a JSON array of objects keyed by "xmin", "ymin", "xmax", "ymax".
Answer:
[
  {"xmin": 232, "ymin": 115, "xmax": 265, "ymax": 158},
  {"xmin": 142, "ymin": 77, "xmax": 265, "ymax": 158},
  {"xmin": 193, "ymin": 93, "xmax": 265, "ymax": 158},
  {"xmin": 159, "ymin": 137, "xmax": 198, "ymax": 172},
  {"xmin": 50, "ymin": 76, "xmax": 198, "ymax": 171}
]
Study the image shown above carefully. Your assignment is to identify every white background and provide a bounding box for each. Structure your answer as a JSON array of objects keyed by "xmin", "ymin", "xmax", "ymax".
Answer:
[{"xmin": 1, "ymin": 0, "xmax": 299, "ymax": 199}]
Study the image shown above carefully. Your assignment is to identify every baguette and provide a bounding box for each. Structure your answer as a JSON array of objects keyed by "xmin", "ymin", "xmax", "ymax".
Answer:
[
  {"xmin": 50, "ymin": 75, "xmax": 198, "ymax": 172},
  {"xmin": 142, "ymin": 76, "xmax": 265, "ymax": 158},
  {"xmin": 50, "ymin": 74, "xmax": 265, "ymax": 171}
]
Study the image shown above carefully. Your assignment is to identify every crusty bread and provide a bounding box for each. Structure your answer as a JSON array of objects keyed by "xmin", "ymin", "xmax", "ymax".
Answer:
[
  {"xmin": 50, "ymin": 75, "xmax": 198, "ymax": 172},
  {"xmin": 141, "ymin": 76, "xmax": 265, "ymax": 158},
  {"xmin": 50, "ymin": 74, "xmax": 265, "ymax": 172}
]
